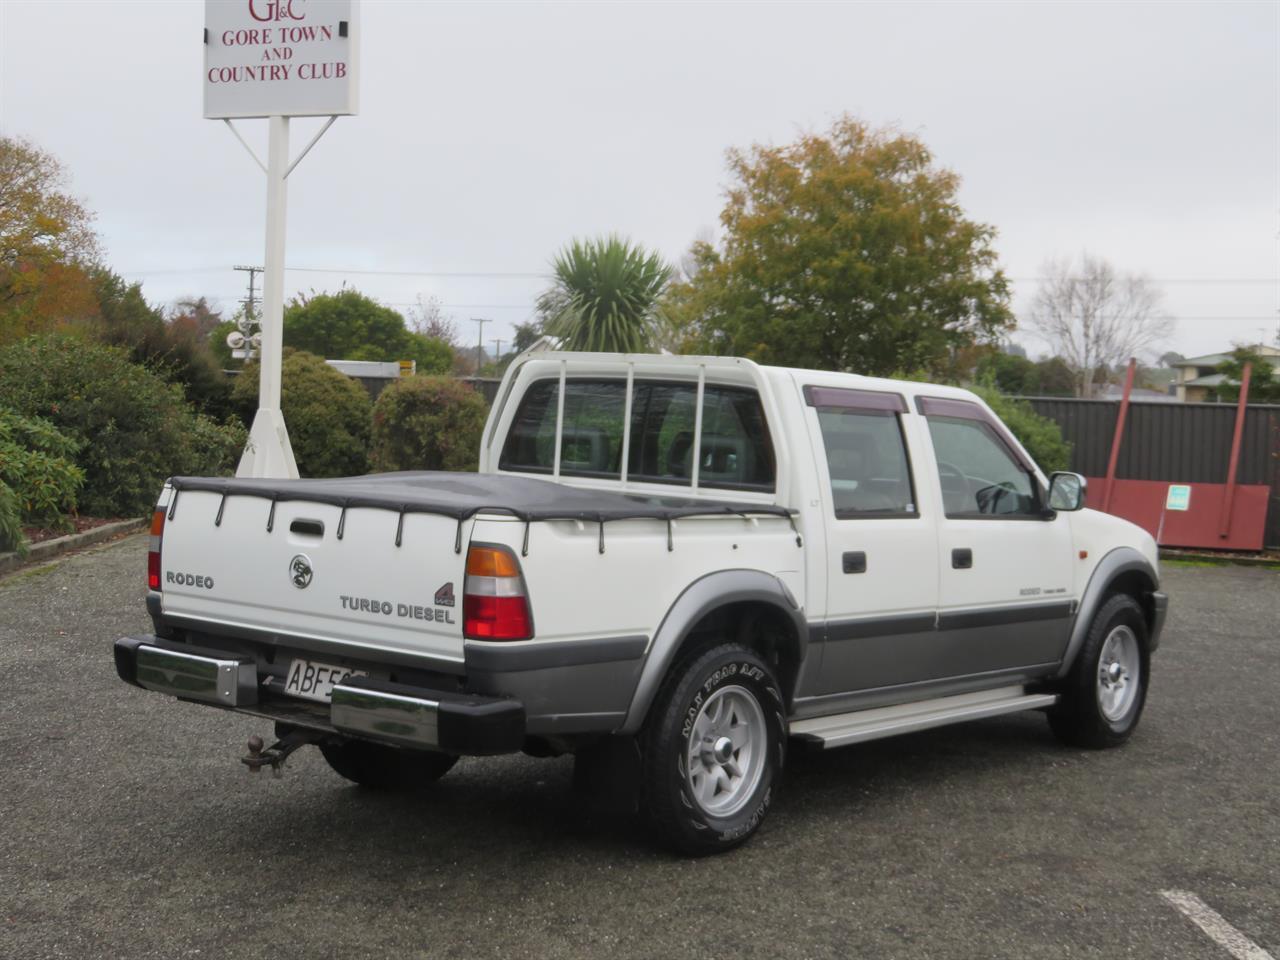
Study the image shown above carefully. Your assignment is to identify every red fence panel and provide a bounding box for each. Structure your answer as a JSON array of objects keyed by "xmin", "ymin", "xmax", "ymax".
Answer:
[{"xmin": 1085, "ymin": 478, "xmax": 1270, "ymax": 551}]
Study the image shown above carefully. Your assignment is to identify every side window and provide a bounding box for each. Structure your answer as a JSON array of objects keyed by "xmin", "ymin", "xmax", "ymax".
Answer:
[
  {"xmin": 814, "ymin": 409, "xmax": 917, "ymax": 518},
  {"xmin": 926, "ymin": 417, "xmax": 1037, "ymax": 517},
  {"xmin": 628, "ymin": 382, "xmax": 776, "ymax": 490},
  {"xmin": 499, "ymin": 379, "xmax": 557, "ymax": 474},
  {"xmin": 698, "ymin": 387, "xmax": 776, "ymax": 491},
  {"xmin": 559, "ymin": 381, "xmax": 626, "ymax": 477},
  {"xmin": 498, "ymin": 379, "xmax": 626, "ymax": 478},
  {"xmin": 628, "ymin": 383, "xmax": 698, "ymax": 484}
]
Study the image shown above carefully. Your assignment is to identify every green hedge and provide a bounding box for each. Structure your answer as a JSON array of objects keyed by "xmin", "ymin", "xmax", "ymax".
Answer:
[
  {"xmin": 0, "ymin": 335, "xmax": 245, "ymax": 517},
  {"xmin": 0, "ymin": 409, "xmax": 84, "ymax": 528},
  {"xmin": 370, "ymin": 376, "xmax": 487, "ymax": 472},
  {"xmin": 232, "ymin": 350, "xmax": 370, "ymax": 477},
  {"xmin": 0, "ymin": 481, "xmax": 23, "ymax": 554},
  {"xmin": 971, "ymin": 385, "xmax": 1072, "ymax": 474}
]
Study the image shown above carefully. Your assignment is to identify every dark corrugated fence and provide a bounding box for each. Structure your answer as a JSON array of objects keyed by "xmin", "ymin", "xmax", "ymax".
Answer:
[
  {"xmin": 461, "ymin": 377, "xmax": 502, "ymax": 405},
  {"xmin": 1026, "ymin": 398, "xmax": 1280, "ymax": 549}
]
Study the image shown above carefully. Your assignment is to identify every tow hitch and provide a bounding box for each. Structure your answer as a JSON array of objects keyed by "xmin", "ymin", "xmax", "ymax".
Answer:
[{"xmin": 240, "ymin": 727, "xmax": 321, "ymax": 777}]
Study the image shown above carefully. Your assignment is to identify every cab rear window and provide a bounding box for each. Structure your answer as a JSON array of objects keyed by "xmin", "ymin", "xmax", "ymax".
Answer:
[{"xmin": 499, "ymin": 378, "xmax": 775, "ymax": 491}]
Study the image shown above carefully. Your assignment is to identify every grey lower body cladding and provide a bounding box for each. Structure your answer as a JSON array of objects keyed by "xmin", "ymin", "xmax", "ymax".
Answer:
[{"xmin": 113, "ymin": 635, "xmax": 524, "ymax": 755}]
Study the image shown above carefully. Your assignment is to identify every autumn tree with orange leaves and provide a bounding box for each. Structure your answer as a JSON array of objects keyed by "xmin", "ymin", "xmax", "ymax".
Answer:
[
  {"xmin": 0, "ymin": 137, "xmax": 102, "ymax": 345},
  {"xmin": 664, "ymin": 116, "xmax": 1013, "ymax": 377}
]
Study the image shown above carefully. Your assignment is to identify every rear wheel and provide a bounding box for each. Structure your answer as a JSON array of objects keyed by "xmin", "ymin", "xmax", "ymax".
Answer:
[
  {"xmin": 1050, "ymin": 593, "xmax": 1150, "ymax": 749},
  {"xmin": 641, "ymin": 644, "xmax": 786, "ymax": 855},
  {"xmin": 319, "ymin": 738, "xmax": 457, "ymax": 790}
]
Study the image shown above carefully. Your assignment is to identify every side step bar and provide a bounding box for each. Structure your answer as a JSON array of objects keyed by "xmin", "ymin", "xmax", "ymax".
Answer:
[{"xmin": 789, "ymin": 685, "xmax": 1058, "ymax": 749}]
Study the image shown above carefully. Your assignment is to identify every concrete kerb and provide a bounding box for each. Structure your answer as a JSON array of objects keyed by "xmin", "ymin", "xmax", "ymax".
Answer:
[
  {"xmin": 1160, "ymin": 548, "xmax": 1280, "ymax": 569},
  {"xmin": 0, "ymin": 518, "xmax": 148, "ymax": 578}
]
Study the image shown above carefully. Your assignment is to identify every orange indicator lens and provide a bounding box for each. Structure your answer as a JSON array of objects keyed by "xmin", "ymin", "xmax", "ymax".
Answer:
[{"xmin": 465, "ymin": 546, "xmax": 520, "ymax": 578}]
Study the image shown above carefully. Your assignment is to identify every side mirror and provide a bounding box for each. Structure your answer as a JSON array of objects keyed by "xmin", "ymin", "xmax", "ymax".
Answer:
[{"xmin": 1047, "ymin": 472, "xmax": 1087, "ymax": 512}]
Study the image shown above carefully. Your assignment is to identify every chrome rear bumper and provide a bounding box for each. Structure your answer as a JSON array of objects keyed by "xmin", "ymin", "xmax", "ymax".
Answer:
[
  {"xmin": 114, "ymin": 636, "xmax": 524, "ymax": 755},
  {"xmin": 330, "ymin": 682, "xmax": 439, "ymax": 749},
  {"xmin": 116, "ymin": 636, "xmax": 258, "ymax": 707}
]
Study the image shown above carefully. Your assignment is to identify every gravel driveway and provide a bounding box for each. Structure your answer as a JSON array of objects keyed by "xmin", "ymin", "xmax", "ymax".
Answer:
[{"xmin": 2, "ymin": 537, "xmax": 1276, "ymax": 959}]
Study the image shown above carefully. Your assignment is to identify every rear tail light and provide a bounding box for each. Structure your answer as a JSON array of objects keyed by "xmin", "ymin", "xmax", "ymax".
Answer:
[
  {"xmin": 147, "ymin": 508, "xmax": 165, "ymax": 590},
  {"xmin": 463, "ymin": 545, "xmax": 532, "ymax": 640}
]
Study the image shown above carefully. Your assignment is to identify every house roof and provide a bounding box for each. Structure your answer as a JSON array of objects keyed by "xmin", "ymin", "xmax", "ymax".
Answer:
[
  {"xmin": 1178, "ymin": 345, "xmax": 1280, "ymax": 369},
  {"xmin": 1183, "ymin": 373, "xmax": 1230, "ymax": 388}
]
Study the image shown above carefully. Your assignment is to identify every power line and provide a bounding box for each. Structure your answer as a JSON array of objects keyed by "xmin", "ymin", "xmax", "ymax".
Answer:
[
  {"xmin": 1008, "ymin": 277, "xmax": 1278, "ymax": 285},
  {"xmin": 123, "ymin": 265, "xmax": 1277, "ymax": 285},
  {"xmin": 193, "ymin": 293, "xmax": 1277, "ymax": 322},
  {"xmin": 288, "ymin": 266, "xmax": 546, "ymax": 279}
]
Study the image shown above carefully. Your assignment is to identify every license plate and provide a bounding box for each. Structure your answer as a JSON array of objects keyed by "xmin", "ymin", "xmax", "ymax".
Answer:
[{"xmin": 282, "ymin": 658, "xmax": 368, "ymax": 703}]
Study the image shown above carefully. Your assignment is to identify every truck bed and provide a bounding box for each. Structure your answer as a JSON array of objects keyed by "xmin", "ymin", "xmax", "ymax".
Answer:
[{"xmin": 169, "ymin": 471, "xmax": 793, "ymax": 528}]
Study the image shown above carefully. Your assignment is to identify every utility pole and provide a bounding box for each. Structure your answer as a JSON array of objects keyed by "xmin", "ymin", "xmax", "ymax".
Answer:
[
  {"xmin": 491, "ymin": 338, "xmax": 504, "ymax": 363},
  {"xmin": 233, "ymin": 264, "xmax": 261, "ymax": 321},
  {"xmin": 233, "ymin": 264, "xmax": 262, "ymax": 359},
  {"xmin": 472, "ymin": 317, "xmax": 489, "ymax": 372}
]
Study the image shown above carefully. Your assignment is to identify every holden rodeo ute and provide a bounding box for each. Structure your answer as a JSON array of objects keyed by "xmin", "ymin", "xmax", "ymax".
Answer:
[{"xmin": 115, "ymin": 353, "xmax": 1168, "ymax": 854}]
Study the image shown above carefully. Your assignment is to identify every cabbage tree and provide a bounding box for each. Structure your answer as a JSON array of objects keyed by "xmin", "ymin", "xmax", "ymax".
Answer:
[{"xmin": 537, "ymin": 236, "xmax": 673, "ymax": 353}]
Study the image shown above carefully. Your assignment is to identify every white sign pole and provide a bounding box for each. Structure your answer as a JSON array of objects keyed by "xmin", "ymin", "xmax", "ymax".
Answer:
[
  {"xmin": 205, "ymin": 0, "xmax": 359, "ymax": 479},
  {"xmin": 238, "ymin": 114, "xmax": 299, "ymax": 478}
]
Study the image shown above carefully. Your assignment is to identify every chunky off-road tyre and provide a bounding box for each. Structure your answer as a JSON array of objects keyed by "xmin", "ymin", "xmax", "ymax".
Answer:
[
  {"xmin": 1050, "ymin": 593, "xmax": 1150, "ymax": 749},
  {"xmin": 641, "ymin": 644, "xmax": 786, "ymax": 855},
  {"xmin": 320, "ymin": 739, "xmax": 457, "ymax": 790}
]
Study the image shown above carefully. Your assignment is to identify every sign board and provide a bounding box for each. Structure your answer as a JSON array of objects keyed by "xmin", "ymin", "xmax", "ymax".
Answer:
[
  {"xmin": 204, "ymin": 0, "xmax": 359, "ymax": 119},
  {"xmin": 1165, "ymin": 484, "xmax": 1192, "ymax": 512}
]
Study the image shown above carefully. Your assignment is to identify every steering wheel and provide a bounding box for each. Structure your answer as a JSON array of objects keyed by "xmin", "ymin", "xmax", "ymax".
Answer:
[{"xmin": 976, "ymin": 480, "xmax": 1018, "ymax": 515}]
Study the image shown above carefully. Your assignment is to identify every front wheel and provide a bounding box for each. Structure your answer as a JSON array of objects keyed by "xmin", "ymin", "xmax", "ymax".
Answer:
[
  {"xmin": 641, "ymin": 644, "xmax": 786, "ymax": 855},
  {"xmin": 1050, "ymin": 593, "xmax": 1150, "ymax": 749},
  {"xmin": 319, "ymin": 738, "xmax": 458, "ymax": 790}
]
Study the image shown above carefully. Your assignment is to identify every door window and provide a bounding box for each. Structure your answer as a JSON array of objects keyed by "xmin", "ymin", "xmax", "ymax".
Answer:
[
  {"xmin": 816, "ymin": 409, "xmax": 917, "ymax": 517},
  {"xmin": 926, "ymin": 417, "xmax": 1038, "ymax": 517}
]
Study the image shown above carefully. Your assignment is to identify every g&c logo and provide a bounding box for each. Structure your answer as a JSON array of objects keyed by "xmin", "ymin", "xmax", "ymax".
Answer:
[
  {"xmin": 290, "ymin": 554, "xmax": 314, "ymax": 589},
  {"xmin": 249, "ymin": 0, "xmax": 306, "ymax": 22}
]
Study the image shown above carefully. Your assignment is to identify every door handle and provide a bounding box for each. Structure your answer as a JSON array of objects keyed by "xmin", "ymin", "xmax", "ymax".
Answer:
[
  {"xmin": 952, "ymin": 548, "xmax": 972, "ymax": 569},
  {"xmin": 842, "ymin": 551, "xmax": 867, "ymax": 574}
]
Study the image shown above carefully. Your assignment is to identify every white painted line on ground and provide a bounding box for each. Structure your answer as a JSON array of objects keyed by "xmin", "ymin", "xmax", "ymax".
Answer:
[{"xmin": 1160, "ymin": 890, "xmax": 1275, "ymax": 960}]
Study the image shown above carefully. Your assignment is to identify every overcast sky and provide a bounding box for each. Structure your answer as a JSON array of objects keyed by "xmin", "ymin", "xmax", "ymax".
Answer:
[{"xmin": 1, "ymin": 0, "xmax": 1276, "ymax": 361}]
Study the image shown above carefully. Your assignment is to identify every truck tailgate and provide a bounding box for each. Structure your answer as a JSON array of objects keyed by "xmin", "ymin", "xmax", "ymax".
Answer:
[{"xmin": 157, "ymin": 490, "xmax": 468, "ymax": 669}]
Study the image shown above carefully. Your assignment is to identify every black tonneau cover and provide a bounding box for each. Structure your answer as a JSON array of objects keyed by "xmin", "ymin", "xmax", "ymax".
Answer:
[{"xmin": 168, "ymin": 472, "xmax": 791, "ymax": 526}]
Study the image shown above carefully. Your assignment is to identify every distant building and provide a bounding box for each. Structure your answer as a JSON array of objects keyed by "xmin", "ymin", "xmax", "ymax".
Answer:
[
  {"xmin": 1172, "ymin": 345, "xmax": 1280, "ymax": 402},
  {"xmin": 1095, "ymin": 383, "xmax": 1179, "ymax": 403}
]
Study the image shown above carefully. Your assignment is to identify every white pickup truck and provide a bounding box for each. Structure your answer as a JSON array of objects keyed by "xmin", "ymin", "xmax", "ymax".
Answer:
[{"xmin": 115, "ymin": 353, "xmax": 1167, "ymax": 853}]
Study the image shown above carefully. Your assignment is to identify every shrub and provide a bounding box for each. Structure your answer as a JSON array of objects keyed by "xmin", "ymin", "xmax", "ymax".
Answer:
[
  {"xmin": 0, "ymin": 445, "xmax": 83, "ymax": 528},
  {"xmin": 0, "ymin": 410, "xmax": 84, "ymax": 528},
  {"xmin": 0, "ymin": 408, "xmax": 84, "ymax": 529},
  {"xmin": 0, "ymin": 481, "xmax": 23, "ymax": 554},
  {"xmin": 971, "ymin": 385, "xmax": 1072, "ymax": 474},
  {"xmin": 182, "ymin": 415, "xmax": 248, "ymax": 477},
  {"xmin": 370, "ymin": 376, "xmax": 488, "ymax": 473},
  {"xmin": 0, "ymin": 409, "xmax": 80, "ymax": 461},
  {"xmin": 232, "ymin": 350, "xmax": 370, "ymax": 477},
  {"xmin": 0, "ymin": 335, "xmax": 243, "ymax": 516}
]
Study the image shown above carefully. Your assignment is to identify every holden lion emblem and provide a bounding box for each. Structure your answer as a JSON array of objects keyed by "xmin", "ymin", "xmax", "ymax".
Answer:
[{"xmin": 289, "ymin": 554, "xmax": 314, "ymax": 589}]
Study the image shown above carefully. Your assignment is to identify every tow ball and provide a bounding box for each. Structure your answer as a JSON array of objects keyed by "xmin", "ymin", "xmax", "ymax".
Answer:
[{"xmin": 240, "ymin": 727, "xmax": 321, "ymax": 778}]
